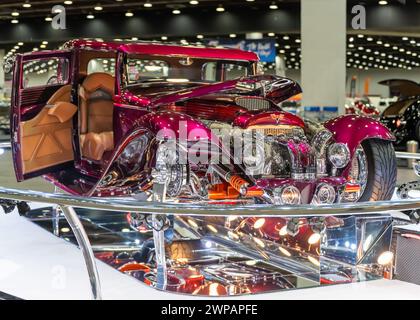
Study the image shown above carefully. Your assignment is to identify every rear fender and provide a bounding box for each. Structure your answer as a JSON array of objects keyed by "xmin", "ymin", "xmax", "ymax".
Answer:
[{"xmin": 324, "ymin": 115, "xmax": 395, "ymax": 157}]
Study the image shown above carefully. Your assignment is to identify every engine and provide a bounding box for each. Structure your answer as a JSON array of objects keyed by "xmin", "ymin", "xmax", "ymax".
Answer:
[{"xmin": 150, "ymin": 109, "xmax": 353, "ymax": 205}]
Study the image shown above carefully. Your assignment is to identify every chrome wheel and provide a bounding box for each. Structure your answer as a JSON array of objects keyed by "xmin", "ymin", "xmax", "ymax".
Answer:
[{"xmin": 345, "ymin": 145, "xmax": 368, "ymax": 202}]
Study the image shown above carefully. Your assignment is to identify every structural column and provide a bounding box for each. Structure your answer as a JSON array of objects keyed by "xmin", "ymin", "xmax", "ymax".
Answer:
[
  {"xmin": 0, "ymin": 49, "xmax": 5, "ymax": 96},
  {"xmin": 301, "ymin": 0, "xmax": 347, "ymax": 113}
]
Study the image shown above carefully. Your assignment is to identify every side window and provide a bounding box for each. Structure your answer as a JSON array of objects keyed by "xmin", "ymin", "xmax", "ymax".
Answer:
[
  {"xmin": 203, "ymin": 62, "xmax": 250, "ymax": 82},
  {"xmin": 22, "ymin": 57, "xmax": 69, "ymax": 89},
  {"xmin": 88, "ymin": 58, "xmax": 116, "ymax": 75}
]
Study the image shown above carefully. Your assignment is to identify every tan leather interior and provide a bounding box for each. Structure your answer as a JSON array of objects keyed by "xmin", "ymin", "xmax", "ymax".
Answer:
[
  {"xmin": 19, "ymin": 85, "xmax": 76, "ymax": 174},
  {"xmin": 47, "ymin": 84, "xmax": 71, "ymax": 104},
  {"xmin": 79, "ymin": 73, "xmax": 115, "ymax": 160},
  {"xmin": 81, "ymin": 132, "xmax": 114, "ymax": 161}
]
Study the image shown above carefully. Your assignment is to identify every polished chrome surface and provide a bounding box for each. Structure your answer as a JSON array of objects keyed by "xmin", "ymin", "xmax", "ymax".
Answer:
[
  {"xmin": 2, "ymin": 186, "xmax": 420, "ymax": 217},
  {"xmin": 60, "ymin": 206, "xmax": 102, "ymax": 300},
  {"xmin": 395, "ymin": 151, "xmax": 420, "ymax": 160}
]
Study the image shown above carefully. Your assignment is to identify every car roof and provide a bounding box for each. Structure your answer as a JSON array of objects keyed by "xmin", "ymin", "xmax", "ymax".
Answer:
[{"xmin": 63, "ymin": 39, "xmax": 259, "ymax": 62}]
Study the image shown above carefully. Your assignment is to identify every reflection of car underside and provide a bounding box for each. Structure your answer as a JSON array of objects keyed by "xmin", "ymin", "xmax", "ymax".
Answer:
[{"xmin": 23, "ymin": 206, "xmax": 394, "ymax": 296}]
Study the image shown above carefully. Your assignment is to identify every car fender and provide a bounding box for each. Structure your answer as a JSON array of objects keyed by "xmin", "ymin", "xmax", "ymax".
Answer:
[
  {"xmin": 324, "ymin": 115, "xmax": 395, "ymax": 157},
  {"xmin": 134, "ymin": 111, "xmax": 215, "ymax": 142}
]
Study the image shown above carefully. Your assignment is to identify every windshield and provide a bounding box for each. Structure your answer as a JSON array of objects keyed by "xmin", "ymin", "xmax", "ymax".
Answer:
[{"xmin": 123, "ymin": 54, "xmax": 255, "ymax": 91}]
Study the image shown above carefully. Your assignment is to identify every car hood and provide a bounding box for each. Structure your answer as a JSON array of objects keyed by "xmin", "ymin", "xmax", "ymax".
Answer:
[
  {"xmin": 379, "ymin": 79, "xmax": 420, "ymax": 98},
  {"xmin": 149, "ymin": 75, "xmax": 302, "ymax": 107}
]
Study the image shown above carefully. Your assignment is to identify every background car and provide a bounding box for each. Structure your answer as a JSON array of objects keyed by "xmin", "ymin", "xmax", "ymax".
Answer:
[{"xmin": 380, "ymin": 79, "xmax": 420, "ymax": 148}]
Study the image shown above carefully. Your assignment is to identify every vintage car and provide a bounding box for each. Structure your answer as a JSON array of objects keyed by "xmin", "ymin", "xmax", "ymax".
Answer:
[
  {"xmin": 6, "ymin": 39, "xmax": 397, "ymax": 205},
  {"xmin": 380, "ymin": 79, "xmax": 420, "ymax": 148}
]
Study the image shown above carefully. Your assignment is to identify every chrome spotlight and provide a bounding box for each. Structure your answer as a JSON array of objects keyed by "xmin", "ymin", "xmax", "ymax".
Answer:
[
  {"xmin": 328, "ymin": 143, "xmax": 350, "ymax": 168},
  {"xmin": 313, "ymin": 183, "xmax": 336, "ymax": 204},
  {"xmin": 274, "ymin": 186, "xmax": 301, "ymax": 205}
]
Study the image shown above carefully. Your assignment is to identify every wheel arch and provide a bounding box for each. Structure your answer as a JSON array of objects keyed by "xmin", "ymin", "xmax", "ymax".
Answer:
[{"xmin": 324, "ymin": 115, "xmax": 395, "ymax": 157}]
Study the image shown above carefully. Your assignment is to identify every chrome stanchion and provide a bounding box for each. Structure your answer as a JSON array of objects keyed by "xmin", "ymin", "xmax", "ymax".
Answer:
[
  {"xmin": 407, "ymin": 140, "xmax": 419, "ymax": 169},
  {"xmin": 151, "ymin": 180, "xmax": 168, "ymax": 291},
  {"xmin": 60, "ymin": 205, "xmax": 102, "ymax": 300},
  {"xmin": 52, "ymin": 186, "xmax": 62, "ymax": 237}
]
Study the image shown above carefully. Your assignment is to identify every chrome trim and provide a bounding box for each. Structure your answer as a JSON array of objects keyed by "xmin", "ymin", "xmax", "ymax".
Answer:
[
  {"xmin": 60, "ymin": 206, "xmax": 102, "ymax": 300},
  {"xmin": 2, "ymin": 187, "xmax": 420, "ymax": 217}
]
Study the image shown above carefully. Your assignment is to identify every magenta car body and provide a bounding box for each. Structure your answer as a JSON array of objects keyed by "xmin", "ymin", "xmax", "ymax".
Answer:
[{"xmin": 8, "ymin": 39, "xmax": 396, "ymax": 204}]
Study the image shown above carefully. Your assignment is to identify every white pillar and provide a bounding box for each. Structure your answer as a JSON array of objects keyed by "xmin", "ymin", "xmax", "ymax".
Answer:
[
  {"xmin": 301, "ymin": 0, "xmax": 347, "ymax": 114},
  {"xmin": 0, "ymin": 49, "xmax": 5, "ymax": 97}
]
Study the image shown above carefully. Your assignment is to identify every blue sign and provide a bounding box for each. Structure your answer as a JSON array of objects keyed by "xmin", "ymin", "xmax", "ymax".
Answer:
[{"xmin": 207, "ymin": 39, "xmax": 277, "ymax": 63}]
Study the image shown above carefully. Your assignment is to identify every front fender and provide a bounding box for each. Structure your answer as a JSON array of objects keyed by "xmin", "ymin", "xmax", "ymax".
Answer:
[
  {"xmin": 134, "ymin": 111, "xmax": 215, "ymax": 142},
  {"xmin": 324, "ymin": 115, "xmax": 395, "ymax": 156}
]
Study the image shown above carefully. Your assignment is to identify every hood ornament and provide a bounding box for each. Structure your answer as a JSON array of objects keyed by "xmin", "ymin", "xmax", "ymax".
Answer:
[{"xmin": 271, "ymin": 113, "xmax": 285, "ymax": 124}]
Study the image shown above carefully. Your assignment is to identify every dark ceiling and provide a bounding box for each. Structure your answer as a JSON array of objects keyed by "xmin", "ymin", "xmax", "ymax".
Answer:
[
  {"xmin": 0, "ymin": 0, "xmax": 419, "ymax": 20},
  {"xmin": 1, "ymin": 0, "xmax": 419, "ymax": 71}
]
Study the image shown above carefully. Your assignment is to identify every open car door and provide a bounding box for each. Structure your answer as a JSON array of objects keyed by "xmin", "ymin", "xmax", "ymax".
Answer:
[{"xmin": 11, "ymin": 51, "xmax": 77, "ymax": 181}]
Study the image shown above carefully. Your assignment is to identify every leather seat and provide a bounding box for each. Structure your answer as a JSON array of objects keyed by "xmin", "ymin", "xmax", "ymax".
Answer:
[
  {"xmin": 81, "ymin": 132, "xmax": 114, "ymax": 161},
  {"xmin": 79, "ymin": 73, "xmax": 115, "ymax": 160}
]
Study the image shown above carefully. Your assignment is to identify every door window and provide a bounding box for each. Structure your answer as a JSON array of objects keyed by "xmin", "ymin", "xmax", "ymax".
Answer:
[{"xmin": 22, "ymin": 57, "xmax": 69, "ymax": 89}]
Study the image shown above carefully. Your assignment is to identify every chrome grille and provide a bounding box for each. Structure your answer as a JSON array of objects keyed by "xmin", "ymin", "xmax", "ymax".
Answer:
[
  {"xmin": 236, "ymin": 97, "xmax": 271, "ymax": 111},
  {"xmin": 247, "ymin": 125, "xmax": 305, "ymax": 138}
]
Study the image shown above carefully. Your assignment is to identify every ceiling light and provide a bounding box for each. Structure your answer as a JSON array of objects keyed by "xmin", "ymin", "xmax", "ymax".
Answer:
[
  {"xmin": 40, "ymin": 44, "xmax": 47, "ymax": 49},
  {"xmin": 268, "ymin": 32, "xmax": 275, "ymax": 37},
  {"xmin": 42, "ymin": 41, "xmax": 48, "ymax": 45},
  {"xmin": 283, "ymin": 35, "xmax": 289, "ymax": 40},
  {"xmin": 53, "ymin": 7, "xmax": 63, "ymax": 13},
  {"xmin": 246, "ymin": 0, "xmax": 255, "ymax": 2},
  {"xmin": 378, "ymin": 0, "xmax": 388, "ymax": 5},
  {"xmin": 11, "ymin": 11, "xmax": 19, "ymax": 17},
  {"xmin": 87, "ymin": 14, "xmax": 95, "ymax": 19},
  {"xmin": 172, "ymin": 9, "xmax": 181, "ymax": 14},
  {"xmin": 161, "ymin": 36, "xmax": 168, "ymax": 40},
  {"xmin": 18, "ymin": 42, "xmax": 24, "ymax": 46},
  {"xmin": 367, "ymin": 37, "xmax": 373, "ymax": 41},
  {"xmin": 94, "ymin": 4, "xmax": 103, "ymax": 11},
  {"xmin": 11, "ymin": 19, "xmax": 19, "ymax": 24},
  {"xmin": 144, "ymin": 2, "xmax": 153, "ymax": 7},
  {"xmin": 402, "ymin": 37, "xmax": 409, "ymax": 41},
  {"xmin": 295, "ymin": 39, "xmax": 301, "ymax": 43},
  {"xmin": 197, "ymin": 34, "xmax": 204, "ymax": 39},
  {"xmin": 189, "ymin": 0, "xmax": 199, "ymax": 4},
  {"xmin": 125, "ymin": 11, "xmax": 134, "ymax": 17},
  {"xmin": 45, "ymin": 16, "xmax": 53, "ymax": 21},
  {"xmin": 216, "ymin": 6, "xmax": 225, "ymax": 12},
  {"xmin": 64, "ymin": 0, "xmax": 73, "ymax": 4},
  {"xmin": 269, "ymin": 3, "xmax": 278, "ymax": 10},
  {"xmin": 22, "ymin": 1, "xmax": 31, "ymax": 8},
  {"xmin": 229, "ymin": 34, "xmax": 237, "ymax": 38}
]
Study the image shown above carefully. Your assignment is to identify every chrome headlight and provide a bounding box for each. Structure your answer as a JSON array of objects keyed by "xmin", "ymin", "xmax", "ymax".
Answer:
[
  {"xmin": 313, "ymin": 183, "xmax": 336, "ymax": 205},
  {"xmin": 328, "ymin": 143, "xmax": 350, "ymax": 168},
  {"xmin": 274, "ymin": 186, "xmax": 301, "ymax": 205}
]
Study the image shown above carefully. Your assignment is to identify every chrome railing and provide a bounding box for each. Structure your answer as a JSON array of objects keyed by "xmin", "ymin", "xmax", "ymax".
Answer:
[{"xmin": 2, "ymin": 187, "xmax": 420, "ymax": 217}]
